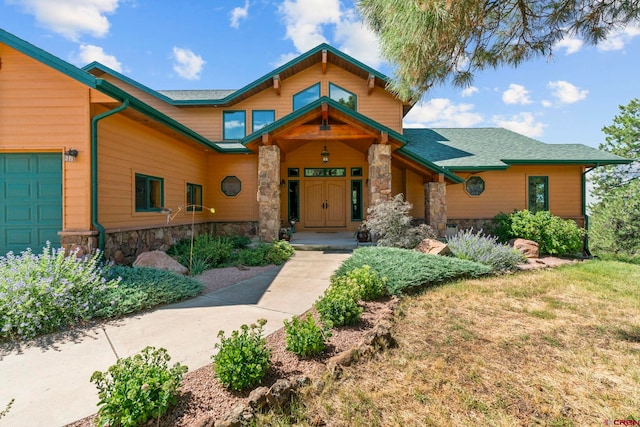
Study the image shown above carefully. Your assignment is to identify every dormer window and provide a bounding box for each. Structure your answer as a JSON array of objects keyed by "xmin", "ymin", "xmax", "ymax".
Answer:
[
  {"xmin": 329, "ymin": 82, "xmax": 356, "ymax": 111},
  {"xmin": 223, "ymin": 111, "xmax": 246, "ymax": 140},
  {"xmin": 293, "ymin": 83, "xmax": 320, "ymax": 111}
]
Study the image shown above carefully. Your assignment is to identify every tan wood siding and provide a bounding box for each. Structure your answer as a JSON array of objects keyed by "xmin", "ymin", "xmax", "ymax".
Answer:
[
  {"xmin": 447, "ymin": 166, "xmax": 583, "ymax": 220},
  {"xmin": 405, "ymin": 169, "xmax": 425, "ymax": 219},
  {"xmin": 0, "ymin": 43, "xmax": 92, "ymax": 230},
  {"xmin": 207, "ymin": 154, "xmax": 258, "ymax": 222},
  {"xmin": 96, "ymin": 107, "xmax": 215, "ymax": 229}
]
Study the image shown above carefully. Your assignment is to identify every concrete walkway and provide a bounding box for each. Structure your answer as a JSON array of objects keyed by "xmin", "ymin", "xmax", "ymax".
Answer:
[{"xmin": 0, "ymin": 250, "xmax": 351, "ymax": 427}]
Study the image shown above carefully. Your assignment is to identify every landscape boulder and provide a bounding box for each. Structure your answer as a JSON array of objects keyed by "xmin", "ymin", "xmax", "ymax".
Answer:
[
  {"xmin": 415, "ymin": 238, "xmax": 451, "ymax": 256},
  {"xmin": 132, "ymin": 250, "xmax": 188, "ymax": 274},
  {"xmin": 509, "ymin": 238, "xmax": 540, "ymax": 258}
]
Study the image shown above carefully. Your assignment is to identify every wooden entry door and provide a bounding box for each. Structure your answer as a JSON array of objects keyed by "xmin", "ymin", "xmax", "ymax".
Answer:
[{"xmin": 304, "ymin": 180, "xmax": 346, "ymax": 227}]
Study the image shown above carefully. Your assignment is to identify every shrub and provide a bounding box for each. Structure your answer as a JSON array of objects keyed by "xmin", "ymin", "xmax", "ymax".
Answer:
[
  {"xmin": 0, "ymin": 243, "xmax": 119, "ymax": 340},
  {"xmin": 335, "ymin": 247, "xmax": 492, "ymax": 295},
  {"xmin": 447, "ymin": 229, "xmax": 526, "ymax": 272},
  {"xmin": 493, "ymin": 210, "xmax": 584, "ymax": 256},
  {"xmin": 364, "ymin": 193, "xmax": 437, "ymax": 248},
  {"xmin": 332, "ymin": 265, "xmax": 387, "ymax": 301},
  {"xmin": 95, "ymin": 266, "xmax": 203, "ymax": 319},
  {"xmin": 168, "ymin": 234, "xmax": 234, "ymax": 269},
  {"xmin": 234, "ymin": 241, "xmax": 295, "ymax": 266},
  {"xmin": 212, "ymin": 319, "xmax": 271, "ymax": 391},
  {"xmin": 284, "ymin": 314, "xmax": 329, "ymax": 357},
  {"xmin": 90, "ymin": 346, "xmax": 187, "ymax": 427},
  {"xmin": 265, "ymin": 240, "xmax": 295, "ymax": 265},
  {"xmin": 315, "ymin": 286, "xmax": 363, "ymax": 327}
]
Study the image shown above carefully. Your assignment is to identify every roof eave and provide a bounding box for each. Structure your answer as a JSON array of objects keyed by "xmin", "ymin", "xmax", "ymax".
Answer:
[
  {"xmin": 503, "ymin": 159, "xmax": 633, "ymax": 165},
  {"xmin": 396, "ymin": 148, "xmax": 465, "ymax": 183}
]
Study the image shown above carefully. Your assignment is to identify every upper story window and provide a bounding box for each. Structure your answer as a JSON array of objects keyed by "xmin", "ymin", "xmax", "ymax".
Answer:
[
  {"xmin": 329, "ymin": 82, "xmax": 356, "ymax": 110},
  {"xmin": 293, "ymin": 83, "xmax": 320, "ymax": 111},
  {"xmin": 252, "ymin": 110, "xmax": 275, "ymax": 132},
  {"xmin": 135, "ymin": 173, "xmax": 163, "ymax": 212},
  {"xmin": 223, "ymin": 111, "xmax": 246, "ymax": 140}
]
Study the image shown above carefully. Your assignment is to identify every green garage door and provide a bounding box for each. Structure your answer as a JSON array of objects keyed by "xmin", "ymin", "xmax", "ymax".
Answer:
[{"xmin": 0, "ymin": 153, "xmax": 62, "ymax": 256}]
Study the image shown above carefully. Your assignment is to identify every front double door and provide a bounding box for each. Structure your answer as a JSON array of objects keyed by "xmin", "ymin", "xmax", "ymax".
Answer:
[{"xmin": 304, "ymin": 180, "xmax": 346, "ymax": 227}]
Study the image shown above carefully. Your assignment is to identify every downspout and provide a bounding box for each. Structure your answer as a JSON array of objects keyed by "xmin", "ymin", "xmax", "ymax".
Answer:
[
  {"xmin": 582, "ymin": 163, "xmax": 600, "ymax": 256},
  {"xmin": 91, "ymin": 100, "xmax": 130, "ymax": 252}
]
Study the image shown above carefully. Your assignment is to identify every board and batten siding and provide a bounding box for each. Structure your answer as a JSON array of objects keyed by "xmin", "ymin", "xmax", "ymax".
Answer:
[
  {"xmin": 0, "ymin": 43, "xmax": 92, "ymax": 231},
  {"xmin": 95, "ymin": 106, "xmax": 214, "ymax": 229},
  {"xmin": 447, "ymin": 165, "xmax": 584, "ymax": 220}
]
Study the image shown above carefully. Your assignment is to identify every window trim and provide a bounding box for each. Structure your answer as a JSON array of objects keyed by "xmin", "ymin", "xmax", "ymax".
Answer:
[
  {"xmin": 464, "ymin": 176, "xmax": 485, "ymax": 197},
  {"xmin": 252, "ymin": 110, "xmax": 275, "ymax": 133},
  {"xmin": 528, "ymin": 176, "xmax": 549, "ymax": 212},
  {"xmin": 135, "ymin": 173, "xmax": 164, "ymax": 212},
  {"xmin": 329, "ymin": 82, "xmax": 357, "ymax": 111},
  {"xmin": 292, "ymin": 83, "xmax": 321, "ymax": 111},
  {"xmin": 223, "ymin": 110, "xmax": 246, "ymax": 140},
  {"xmin": 221, "ymin": 175, "xmax": 242, "ymax": 197},
  {"xmin": 186, "ymin": 182, "xmax": 203, "ymax": 211}
]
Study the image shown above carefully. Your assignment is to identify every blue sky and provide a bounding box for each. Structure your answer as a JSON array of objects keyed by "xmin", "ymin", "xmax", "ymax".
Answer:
[{"xmin": 2, "ymin": 0, "xmax": 639, "ymax": 148}]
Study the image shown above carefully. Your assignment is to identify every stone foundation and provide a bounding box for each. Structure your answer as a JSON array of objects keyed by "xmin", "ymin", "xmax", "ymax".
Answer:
[
  {"xmin": 102, "ymin": 221, "xmax": 257, "ymax": 265},
  {"xmin": 59, "ymin": 231, "xmax": 98, "ymax": 257},
  {"xmin": 447, "ymin": 218, "xmax": 496, "ymax": 235}
]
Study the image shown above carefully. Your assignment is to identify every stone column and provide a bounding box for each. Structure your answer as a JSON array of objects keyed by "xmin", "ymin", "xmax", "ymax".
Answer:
[
  {"xmin": 368, "ymin": 144, "xmax": 392, "ymax": 206},
  {"xmin": 257, "ymin": 145, "xmax": 281, "ymax": 242},
  {"xmin": 424, "ymin": 178, "xmax": 447, "ymax": 237}
]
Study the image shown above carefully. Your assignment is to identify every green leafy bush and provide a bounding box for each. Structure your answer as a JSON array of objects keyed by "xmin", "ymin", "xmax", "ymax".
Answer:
[
  {"xmin": 284, "ymin": 314, "xmax": 329, "ymax": 357},
  {"xmin": 332, "ymin": 265, "xmax": 387, "ymax": 301},
  {"xmin": 364, "ymin": 193, "xmax": 437, "ymax": 248},
  {"xmin": 315, "ymin": 286, "xmax": 363, "ymax": 327},
  {"xmin": 90, "ymin": 346, "xmax": 187, "ymax": 427},
  {"xmin": 0, "ymin": 243, "xmax": 120, "ymax": 340},
  {"xmin": 167, "ymin": 234, "xmax": 234, "ymax": 269},
  {"xmin": 493, "ymin": 210, "xmax": 584, "ymax": 256},
  {"xmin": 96, "ymin": 266, "xmax": 203, "ymax": 318},
  {"xmin": 212, "ymin": 319, "xmax": 271, "ymax": 391},
  {"xmin": 447, "ymin": 229, "xmax": 526, "ymax": 272},
  {"xmin": 266, "ymin": 240, "xmax": 295, "ymax": 264},
  {"xmin": 335, "ymin": 247, "xmax": 492, "ymax": 295}
]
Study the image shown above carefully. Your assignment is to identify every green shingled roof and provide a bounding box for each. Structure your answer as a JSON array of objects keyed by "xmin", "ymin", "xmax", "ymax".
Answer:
[
  {"xmin": 157, "ymin": 89, "xmax": 236, "ymax": 101},
  {"xmin": 402, "ymin": 128, "xmax": 630, "ymax": 170}
]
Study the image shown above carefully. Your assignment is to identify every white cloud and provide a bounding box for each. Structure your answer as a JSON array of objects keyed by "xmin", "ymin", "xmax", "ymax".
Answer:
[
  {"xmin": 598, "ymin": 24, "xmax": 640, "ymax": 51},
  {"xmin": 7, "ymin": 0, "xmax": 120, "ymax": 41},
  {"xmin": 461, "ymin": 86, "xmax": 478, "ymax": 97},
  {"xmin": 230, "ymin": 0, "xmax": 249, "ymax": 29},
  {"xmin": 548, "ymin": 80, "xmax": 588, "ymax": 104},
  {"xmin": 403, "ymin": 98, "xmax": 484, "ymax": 128},
  {"xmin": 277, "ymin": 0, "xmax": 382, "ymax": 67},
  {"xmin": 541, "ymin": 100, "xmax": 553, "ymax": 108},
  {"xmin": 73, "ymin": 44, "xmax": 122, "ymax": 71},
  {"xmin": 553, "ymin": 36, "xmax": 584, "ymax": 55},
  {"xmin": 492, "ymin": 112, "xmax": 545, "ymax": 138},
  {"xmin": 171, "ymin": 47, "xmax": 205, "ymax": 80},
  {"xmin": 502, "ymin": 84, "xmax": 532, "ymax": 105}
]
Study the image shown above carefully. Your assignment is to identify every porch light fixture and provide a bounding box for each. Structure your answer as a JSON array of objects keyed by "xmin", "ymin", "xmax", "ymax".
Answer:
[
  {"xmin": 321, "ymin": 145, "xmax": 330, "ymax": 164},
  {"xmin": 64, "ymin": 149, "xmax": 78, "ymax": 162}
]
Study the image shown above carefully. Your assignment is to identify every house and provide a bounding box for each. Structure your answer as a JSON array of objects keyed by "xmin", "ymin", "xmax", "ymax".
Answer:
[{"xmin": 0, "ymin": 28, "xmax": 629, "ymax": 262}]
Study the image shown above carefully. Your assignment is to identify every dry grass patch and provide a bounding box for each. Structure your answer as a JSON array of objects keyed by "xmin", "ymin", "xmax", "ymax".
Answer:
[{"xmin": 261, "ymin": 261, "xmax": 640, "ymax": 426}]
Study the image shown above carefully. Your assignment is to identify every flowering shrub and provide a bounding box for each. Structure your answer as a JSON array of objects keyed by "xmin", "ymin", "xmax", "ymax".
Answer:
[
  {"xmin": 447, "ymin": 229, "xmax": 526, "ymax": 272},
  {"xmin": 91, "ymin": 346, "xmax": 187, "ymax": 427},
  {"xmin": 364, "ymin": 194, "xmax": 436, "ymax": 248},
  {"xmin": 0, "ymin": 243, "xmax": 119, "ymax": 340}
]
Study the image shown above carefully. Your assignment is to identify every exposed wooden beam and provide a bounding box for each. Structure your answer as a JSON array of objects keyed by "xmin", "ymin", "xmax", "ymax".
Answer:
[
  {"xmin": 367, "ymin": 74, "xmax": 375, "ymax": 95},
  {"xmin": 278, "ymin": 124, "xmax": 372, "ymax": 141},
  {"xmin": 378, "ymin": 131, "xmax": 388, "ymax": 145},
  {"xmin": 262, "ymin": 133, "xmax": 271, "ymax": 146},
  {"xmin": 321, "ymin": 102, "xmax": 329, "ymax": 123},
  {"xmin": 322, "ymin": 49, "xmax": 328, "ymax": 74},
  {"xmin": 273, "ymin": 75, "xmax": 280, "ymax": 96}
]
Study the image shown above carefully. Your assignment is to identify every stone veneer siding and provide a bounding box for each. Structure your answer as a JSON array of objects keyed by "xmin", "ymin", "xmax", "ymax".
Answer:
[
  {"xmin": 368, "ymin": 144, "xmax": 392, "ymax": 204},
  {"xmin": 59, "ymin": 221, "xmax": 257, "ymax": 265},
  {"xmin": 257, "ymin": 145, "xmax": 281, "ymax": 242},
  {"xmin": 424, "ymin": 181, "xmax": 447, "ymax": 237}
]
